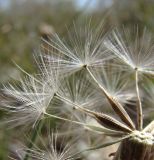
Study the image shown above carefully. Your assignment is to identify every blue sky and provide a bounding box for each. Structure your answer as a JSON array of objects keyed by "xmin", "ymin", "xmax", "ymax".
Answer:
[
  {"xmin": 75, "ymin": 0, "xmax": 98, "ymax": 9},
  {"xmin": 0, "ymin": 0, "xmax": 113, "ymax": 10},
  {"xmin": 0, "ymin": 0, "xmax": 10, "ymax": 9}
]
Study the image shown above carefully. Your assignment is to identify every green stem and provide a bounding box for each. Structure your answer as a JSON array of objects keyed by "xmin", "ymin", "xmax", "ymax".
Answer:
[{"xmin": 23, "ymin": 120, "xmax": 44, "ymax": 160}]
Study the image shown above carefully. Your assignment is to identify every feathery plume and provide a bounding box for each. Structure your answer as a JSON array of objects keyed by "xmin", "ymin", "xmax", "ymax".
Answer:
[
  {"xmin": 41, "ymin": 20, "xmax": 113, "ymax": 76},
  {"xmin": 104, "ymin": 28, "xmax": 154, "ymax": 75},
  {"xmin": 1, "ymin": 75, "xmax": 54, "ymax": 128},
  {"xmin": 12, "ymin": 131, "xmax": 78, "ymax": 160}
]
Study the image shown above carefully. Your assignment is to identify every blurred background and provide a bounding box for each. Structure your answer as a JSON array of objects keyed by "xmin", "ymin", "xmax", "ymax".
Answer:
[{"xmin": 0, "ymin": 0, "xmax": 154, "ymax": 159}]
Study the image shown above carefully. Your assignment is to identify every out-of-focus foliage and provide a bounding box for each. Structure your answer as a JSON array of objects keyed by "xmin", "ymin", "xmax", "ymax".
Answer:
[{"xmin": 0, "ymin": 0, "xmax": 88, "ymax": 82}]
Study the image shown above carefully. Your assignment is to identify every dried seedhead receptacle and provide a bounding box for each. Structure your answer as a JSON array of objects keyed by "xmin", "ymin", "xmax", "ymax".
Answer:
[{"xmin": 114, "ymin": 131, "xmax": 154, "ymax": 160}]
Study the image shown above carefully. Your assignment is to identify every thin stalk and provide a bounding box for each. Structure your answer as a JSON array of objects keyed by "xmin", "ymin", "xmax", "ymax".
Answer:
[
  {"xmin": 86, "ymin": 67, "xmax": 108, "ymax": 95},
  {"xmin": 55, "ymin": 93, "xmax": 97, "ymax": 118},
  {"xmin": 135, "ymin": 69, "xmax": 143, "ymax": 130},
  {"xmin": 44, "ymin": 112, "xmax": 87, "ymax": 126},
  {"xmin": 55, "ymin": 93, "xmax": 80, "ymax": 109},
  {"xmin": 23, "ymin": 120, "xmax": 44, "ymax": 160}
]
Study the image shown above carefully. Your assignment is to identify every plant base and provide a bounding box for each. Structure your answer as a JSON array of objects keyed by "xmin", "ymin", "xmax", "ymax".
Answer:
[{"xmin": 113, "ymin": 131, "xmax": 154, "ymax": 160}]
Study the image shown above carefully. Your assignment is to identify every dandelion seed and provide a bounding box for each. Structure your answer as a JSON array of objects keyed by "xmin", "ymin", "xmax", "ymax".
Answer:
[
  {"xmin": 85, "ymin": 66, "xmax": 135, "ymax": 130},
  {"xmin": 0, "ymin": 52, "xmax": 64, "ymax": 128},
  {"xmin": 104, "ymin": 27, "xmax": 154, "ymax": 129}
]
